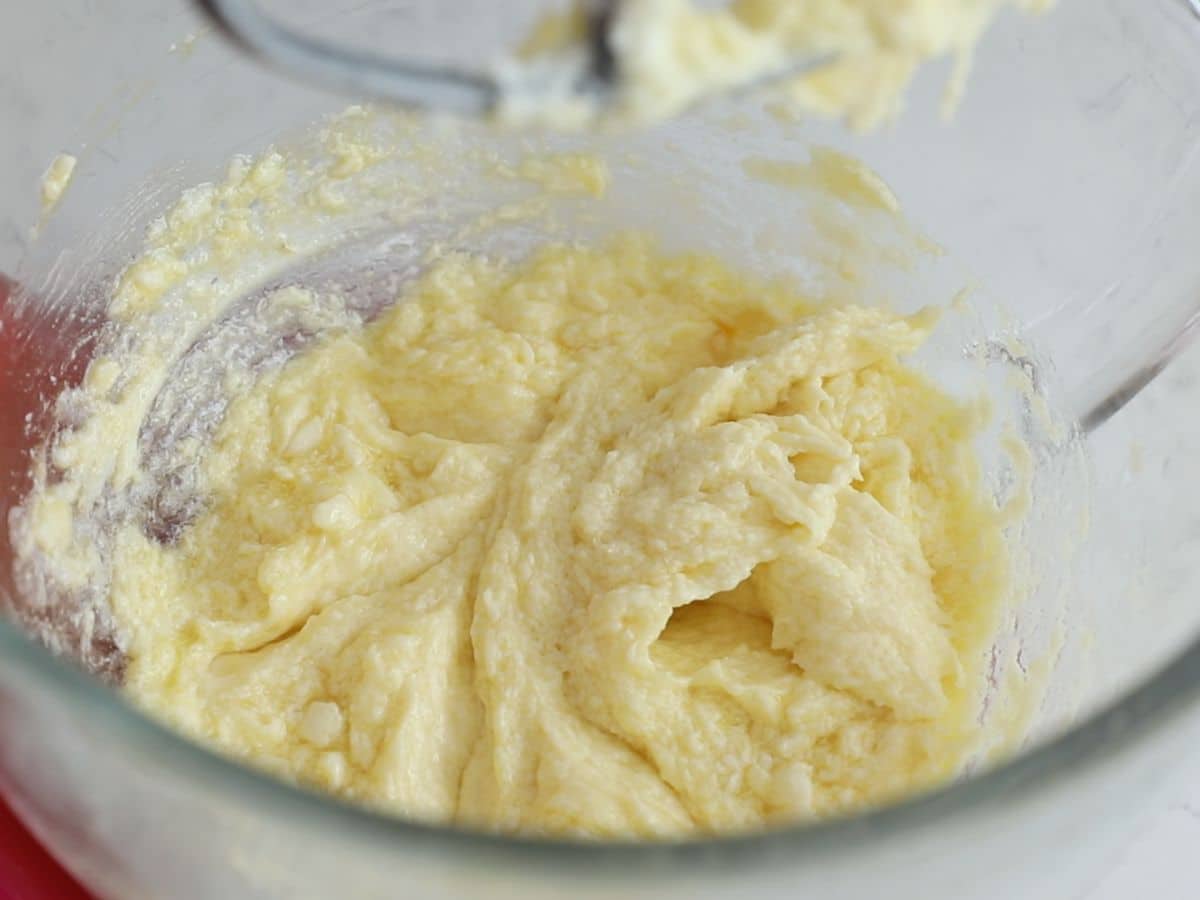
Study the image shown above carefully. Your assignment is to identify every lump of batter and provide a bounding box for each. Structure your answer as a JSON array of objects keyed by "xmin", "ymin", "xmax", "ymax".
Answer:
[
  {"xmin": 105, "ymin": 234, "xmax": 1007, "ymax": 837},
  {"xmin": 503, "ymin": 0, "xmax": 1053, "ymax": 129}
]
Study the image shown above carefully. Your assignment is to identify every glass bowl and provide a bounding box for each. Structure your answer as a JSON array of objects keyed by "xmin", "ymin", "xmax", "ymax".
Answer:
[{"xmin": 3, "ymin": 1, "xmax": 1200, "ymax": 897}]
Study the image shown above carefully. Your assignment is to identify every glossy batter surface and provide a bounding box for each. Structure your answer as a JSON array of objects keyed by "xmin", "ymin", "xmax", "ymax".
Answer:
[{"xmin": 108, "ymin": 235, "xmax": 1007, "ymax": 837}]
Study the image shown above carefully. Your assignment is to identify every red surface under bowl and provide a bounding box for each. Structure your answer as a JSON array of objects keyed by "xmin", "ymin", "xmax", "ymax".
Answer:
[
  {"xmin": 1, "ymin": 275, "xmax": 92, "ymax": 897},
  {"xmin": 0, "ymin": 796, "xmax": 90, "ymax": 900}
]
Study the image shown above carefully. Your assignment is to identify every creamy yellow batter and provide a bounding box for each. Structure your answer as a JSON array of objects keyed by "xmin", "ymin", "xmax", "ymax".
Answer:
[
  {"xmin": 10, "ymin": 98, "xmax": 1033, "ymax": 838},
  {"xmin": 39, "ymin": 153, "xmax": 77, "ymax": 216},
  {"xmin": 504, "ymin": 0, "xmax": 1053, "ymax": 129},
  {"xmin": 101, "ymin": 234, "xmax": 1007, "ymax": 837}
]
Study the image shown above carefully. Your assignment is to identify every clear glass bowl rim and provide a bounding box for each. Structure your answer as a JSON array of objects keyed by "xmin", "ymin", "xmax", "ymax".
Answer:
[{"xmin": 2, "ymin": 599, "xmax": 1200, "ymax": 874}]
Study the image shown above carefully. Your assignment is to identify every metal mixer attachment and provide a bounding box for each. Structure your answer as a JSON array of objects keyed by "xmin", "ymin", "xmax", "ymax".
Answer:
[
  {"xmin": 192, "ymin": 0, "xmax": 831, "ymax": 120},
  {"xmin": 194, "ymin": 0, "xmax": 623, "ymax": 117}
]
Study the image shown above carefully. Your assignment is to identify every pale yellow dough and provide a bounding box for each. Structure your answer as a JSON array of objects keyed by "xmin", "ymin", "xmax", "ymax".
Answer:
[
  {"xmin": 504, "ymin": 0, "xmax": 1053, "ymax": 129},
  {"xmin": 109, "ymin": 234, "xmax": 1007, "ymax": 837}
]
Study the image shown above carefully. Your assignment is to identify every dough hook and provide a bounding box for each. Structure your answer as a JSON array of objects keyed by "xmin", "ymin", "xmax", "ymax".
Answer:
[{"xmin": 192, "ymin": 0, "xmax": 825, "ymax": 117}]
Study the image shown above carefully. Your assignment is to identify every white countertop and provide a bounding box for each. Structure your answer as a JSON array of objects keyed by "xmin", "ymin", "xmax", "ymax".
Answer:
[{"xmin": 1083, "ymin": 790, "xmax": 1200, "ymax": 900}]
